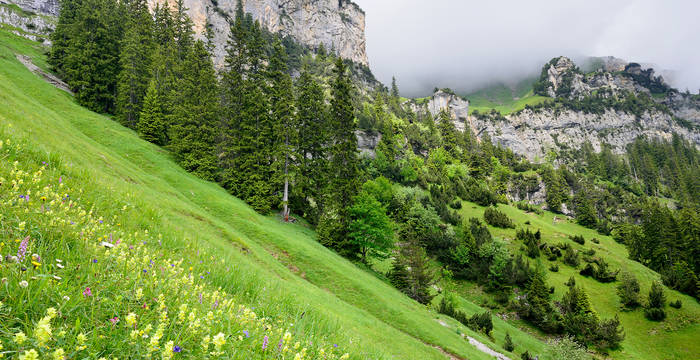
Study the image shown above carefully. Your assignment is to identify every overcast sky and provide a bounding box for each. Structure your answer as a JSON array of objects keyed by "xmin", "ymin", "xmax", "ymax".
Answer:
[{"xmin": 352, "ymin": 0, "xmax": 700, "ymax": 97}]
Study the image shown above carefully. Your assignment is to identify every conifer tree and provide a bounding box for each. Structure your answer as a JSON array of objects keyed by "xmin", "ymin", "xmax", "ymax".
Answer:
[
  {"xmin": 49, "ymin": 0, "xmax": 83, "ymax": 78},
  {"xmin": 504, "ymin": 332, "xmax": 515, "ymax": 352},
  {"xmin": 268, "ymin": 40, "xmax": 297, "ymax": 220},
  {"xmin": 318, "ymin": 58, "xmax": 360, "ymax": 253},
  {"xmin": 168, "ymin": 40, "xmax": 220, "ymax": 181},
  {"xmin": 62, "ymin": 0, "xmax": 123, "ymax": 113},
  {"xmin": 438, "ymin": 109, "xmax": 459, "ymax": 156},
  {"xmin": 138, "ymin": 80, "xmax": 167, "ymax": 145},
  {"xmin": 294, "ymin": 70, "xmax": 330, "ymax": 223},
  {"xmin": 116, "ymin": 0, "xmax": 154, "ymax": 129},
  {"xmin": 173, "ymin": 0, "xmax": 195, "ymax": 61}
]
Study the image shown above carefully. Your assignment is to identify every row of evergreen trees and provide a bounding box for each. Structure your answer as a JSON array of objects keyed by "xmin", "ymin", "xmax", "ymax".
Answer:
[{"xmin": 49, "ymin": 0, "xmax": 362, "ymax": 253}]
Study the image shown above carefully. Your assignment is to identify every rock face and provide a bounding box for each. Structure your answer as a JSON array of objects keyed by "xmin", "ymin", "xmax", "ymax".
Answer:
[
  {"xmin": 0, "ymin": 1, "xmax": 55, "ymax": 43},
  {"xmin": 2, "ymin": 0, "xmax": 58, "ymax": 16},
  {"xmin": 2, "ymin": 0, "xmax": 368, "ymax": 67},
  {"xmin": 410, "ymin": 90, "xmax": 470, "ymax": 132},
  {"xmin": 471, "ymin": 107, "xmax": 699, "ymax": 161},
  {"xmin": 149, "ymin": 0, "xmax": 367, "ymax": 67}
]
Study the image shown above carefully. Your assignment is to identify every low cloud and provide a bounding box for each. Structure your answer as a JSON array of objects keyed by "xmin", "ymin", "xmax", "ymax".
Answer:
[{"xmin": 353, "ymin": 0, "xmax": 700, "ymax": 97}]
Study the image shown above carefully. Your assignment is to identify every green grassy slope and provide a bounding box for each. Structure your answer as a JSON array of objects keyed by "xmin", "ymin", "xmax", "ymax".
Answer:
[
  {"xmin": 0, "ymin": 29, "xmax": 546, "ymax": 359},
  {"xmin": 464, "ymin": 79, "xmax": 548, "ymax": 115},
  {"xmin": 458, "ymin": 201, "xmax": 700, "ymax": 360}
]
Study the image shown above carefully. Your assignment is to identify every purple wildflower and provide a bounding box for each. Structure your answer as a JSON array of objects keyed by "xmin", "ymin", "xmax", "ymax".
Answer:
[
  {"xmin": 334, "ymin": 344, "xmax": 338, "ymax": 348},
  {"xmin": 173, "ymin": 345, "xmax": 182, "ymax": 353},
  {"xmin": 17, "ymin": 236, "xmax": 29, "ymax": 262},
  {"xmin": 242, "ymin": 330, "xmax": 249, "ymax": 338},
  {"xmin": 277, "ymin": 338, "xmax": 283, "ymax": 351},
  {"xmin": 262, "ymin": 335, "xmax": 269, "ymax": 350},
  {"xmin": 92, "ymin": 259, "xmax": 98, "ymax": 263}
]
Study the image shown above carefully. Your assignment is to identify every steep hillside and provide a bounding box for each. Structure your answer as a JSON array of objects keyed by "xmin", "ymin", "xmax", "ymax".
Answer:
[{"xmin": 0, "ymin": 28, "xmax": 551, "ymax": 359}]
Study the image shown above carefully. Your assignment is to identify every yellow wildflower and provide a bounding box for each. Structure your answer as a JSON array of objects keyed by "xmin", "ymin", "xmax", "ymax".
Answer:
[
  {"xmin": 162, "ymin": 340, "xmax": 175, "ymax": 360},
  {"xmin": 125, "ymin": 312, "xmax": 137, "ymax": 327},
  {"xmin": 201, "ymin": 335, "xmax": 211, "ymax": 351},
  {"xmin": 14, "ymin": 331, "xmax": 27, "ymax": 344},
  {"xmin": 52, "ymin": 348, "xmax": 66, "ymax": 360},
  {"xmin": 339, "ymin": 354, "xmax": 350, "ymax": 360},
  {"xmin": 19, "ymin": 349, "xmax": 39, "ymax": 360}
]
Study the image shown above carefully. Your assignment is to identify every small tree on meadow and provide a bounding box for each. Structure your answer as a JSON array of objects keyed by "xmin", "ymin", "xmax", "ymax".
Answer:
[{"xmin": 348, "ymin": 191, "xmax": 395, "ymax": 263}]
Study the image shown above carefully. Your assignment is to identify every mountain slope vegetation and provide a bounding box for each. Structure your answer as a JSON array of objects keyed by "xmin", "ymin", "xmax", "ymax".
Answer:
[{"xmin": 0, "ymin": 28, "xmax": 548, "ymax": 360}]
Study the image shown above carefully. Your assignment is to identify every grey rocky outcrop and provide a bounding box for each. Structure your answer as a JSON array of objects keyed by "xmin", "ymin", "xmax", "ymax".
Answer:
[
  {"xmin": 409, "ymin": 90, "xmax": 470, "ymax": 132},
  {"xmin": 0, "ymin": 1, "xmax": 55, "ymax": 43},
  {"xmin": 148, "ymin": 0, "xmax": 367, "ymax": 68},
  {"xmin": 1, "ymin": 0, "xmax": 368, "ymax": 68}
]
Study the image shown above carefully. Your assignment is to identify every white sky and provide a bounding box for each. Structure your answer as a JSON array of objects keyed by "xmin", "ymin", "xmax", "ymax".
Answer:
[{"xmin": 353, "ymin": 0, "xmax": 700, "ymax": 96}]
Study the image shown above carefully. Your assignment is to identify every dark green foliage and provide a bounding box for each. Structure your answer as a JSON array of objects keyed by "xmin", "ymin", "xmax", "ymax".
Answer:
[
  {"xmin": 388, "ymin": 239, "xmax": 436, "ymax": 305},
  {"xmin": 137, "ymin": 80, "xmax": 167, "ymax": 145},
  {"xmin": 669, "ymin": 299, "xmax": 682, "ymax": 309},
  {"xmin": 438, "ymin": 295, "xmax": 493, "ymax": 335},
  {"xmin": 294, "ymin": 71, "xmax": 330, "ymax": 223},
  {"xmin": 617, "ymin": 272, "xmax": 641, "ymax": 309},
  {"xmin": 579, "ymin": 258, "xmax": 618, "ymax": 283},
  {"xmin": 570, "ymin": 235, "xmax": 585, "ymax": 245},
  {"xmin": 168, "ymin": 40, "xmax": 219, "ymax": 181},
  {"xmin": 517, "ymin": 228, "xmax": 540, "ymax": 258},
  {"xmin": 562, "ymin": 245, "xmax": 580, "ymax": 268},
  {"xmin": 318, "ymin": 58, "xmax": 360, "ymax": 252},
  {"xmin": 504, "ymin": 332, "xmax": 515, "ymax": 352},
  {"xmin": 662, "ymin": 261, "xmax": 698, "ymax": 298},
  {"xmin": 115, "ymin": 0, "xmax": 153, "ymax": 128},
  {"xmin": 574, "ymin": 190, "xmax": 597, "ymax": 228},
  {"xmin": 644, "ymin": 281, "xmax": 666, "ymax": 321},
  {"xmin": 484, "ymin": 207, "xmax": 514, "ymax": 228},
  {"xmin": 520, "ymin": 351, "xmax": 533, "ymax": 360},
  {"xmin": 540, "ymin": 166, "xmax": 568, "ymax": 213},
  {"xmin": 549, "ymin": 264, "xmax": 559, "ymax": 272},
  {"xmin": 58, "ymin": 0, "xmax": 124, "ymax": 113}
]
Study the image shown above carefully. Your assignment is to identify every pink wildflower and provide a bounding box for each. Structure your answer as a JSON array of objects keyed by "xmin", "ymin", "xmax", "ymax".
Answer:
[{"xmin": 83, "ymin": 287, "xmax": 92, "ymax": 297}]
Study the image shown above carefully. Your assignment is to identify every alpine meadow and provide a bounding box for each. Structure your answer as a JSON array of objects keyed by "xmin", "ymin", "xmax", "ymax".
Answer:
[{"xmin": 0, "ymin": 0, "xmax": 699, "ymax": 359}]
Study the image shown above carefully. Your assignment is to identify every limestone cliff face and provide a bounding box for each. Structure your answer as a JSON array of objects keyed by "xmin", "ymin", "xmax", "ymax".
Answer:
[
  {"xmin": 2, "ymin": 0, "xmax": 368, "ymax": 67},
  {"xmin": 149, "ymin": 0, "xmax": 367, "ymax": 67},
  {"xmin": 472, "ymin": 107, "xmax": 699, "ymax": 161},
  {"xmin": 409, "ymin": 90, "xmax": 470, "ymax": 132},
  {"xmin": 0, "ymin": 0, "xmax": 55, "ymax": 43}
]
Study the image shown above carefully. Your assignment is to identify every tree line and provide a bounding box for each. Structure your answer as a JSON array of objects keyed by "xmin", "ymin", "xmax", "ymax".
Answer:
[{"xmin": 49, "ymin": 0, "xmax": 368, "ymax": 254}]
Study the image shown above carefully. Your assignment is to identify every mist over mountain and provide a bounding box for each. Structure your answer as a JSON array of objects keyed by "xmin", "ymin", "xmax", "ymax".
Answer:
[{"xmin": 355, "ymin": 0, "xmax": 700, "ymax": 97}]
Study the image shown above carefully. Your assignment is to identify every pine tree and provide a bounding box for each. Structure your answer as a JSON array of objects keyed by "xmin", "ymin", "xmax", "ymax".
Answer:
[
  {"xmin": 116, "ymin": 0, "xmax": 154, "ymax": 129},
  {"xmin": 295, "ymin": 70, "xmax": 330, "ymax": 223},
  {"xmin": 168, "ymin": 40, "xmax": 220, "ymax": 181},
  {"xmin": 268, "ymin": 40, "xmax": 297, "ymax": 220},
  {"xmin": 390, "ymin": 237, "xmax": 436, "ymax": 305},
  {"xmin": 173, "ymin": 0, "xmax": 195, "ymax": 62},
  {"xmin": 318, "ymin": 58, "xmax": 360, "ymax": 253},
  {"xmin": 137, "ymin": 80, "xmax": 167, "ymax": 145}
]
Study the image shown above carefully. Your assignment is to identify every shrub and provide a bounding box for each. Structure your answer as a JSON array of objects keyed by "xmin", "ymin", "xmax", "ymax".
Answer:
[
  {"xmin": 617, "ymin": 272, "xmax": 641, "ymax": 308},
  {"xmin": 504, "ymin": 332, "xmax": 515, "ymax": 352},
  {"xmin": 520, "ymin": 351, "xmax": 533, "ymax": 360},
  {"xmin": 569, "ymin": 235, "xmax": 585, "ymax": 245},
  {"xmin": 670, "ymin": 300, "xmax": 682, "ymax": 309},
  {"xmin": 484, "ymin": 207, "xmax": 515, "ymax": 228},
  {"xmin": 644, "ymin": 307, "xmax": 666, "ymax": 321},
  {"xmin": 449, "ymin": 199, "xmax": 462, "ymax": 209},
  {"xmin": 438, "ymin": 295, "xmax": 493, "ymax": 335},
  {"xmin": 517, "ymin": 228, "xmax": 541, "ymax": 258},
  {"xmin": 563, "ymin": 247, "xmax": 580, "ymax": 268},
  {"xmin": 591, "ymin": 238, "xmax": 600, "ymax": 244},
  {"xmin": 549, "ymin": 264, "xmax": 559, "ymax": 272},
  {"xmin": 579, "ymin": 258, "xmax": 618, "ymax": 282}
]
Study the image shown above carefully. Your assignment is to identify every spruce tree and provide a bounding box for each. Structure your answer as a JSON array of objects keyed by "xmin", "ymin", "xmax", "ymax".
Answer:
[
  {"xmin": 116, "ymin": 0, "xmax": 154, "ymax": 129},
  {"xmin": 318, "ymin": 58, "xmax": 360, "ymax": 253},
  {"xmin": 438, "ymin": 109, "xmax": 458, "ymax": 155},
  {"xmin": 62, "ymin": 0, "xmax": 123, "ymax": 113},
  {"xmin": 295, "ymin": 69, "xmax": 330, "ymax": 223},
  {"xmin": 168, "ymin": 40, "xmax": 220, "ymax": 181},
  {"xmin": 504, "ymin": 332, "xmax": 515, "ymax": 352},
  {"xmin": 49, "ymin": 0, "xmax": 83, "ymax": 78},
  {"xmin": 138, "ymin": 80, "xmax": 167, "ymax": 145},
  {"xmin": 268, "ymin": 40, "xmax": 297, "ymax": 220}
]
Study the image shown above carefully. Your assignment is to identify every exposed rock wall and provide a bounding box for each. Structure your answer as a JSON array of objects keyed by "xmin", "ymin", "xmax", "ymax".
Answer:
[
  {"xmin": 1, "ymin": 0, "xmax": 58, "ymax": 16},
  {"xmin": 0, "ymin": 1, "xmax": 55, "ymax": 44},
  {"xmin": 149, "ymin": 0, "xmax": 367, "ymax": 68},
  {"xmin": 470, "ymin": 107, "xmax": 699, "ymax": 161},
  {"xmin": 409, "ymin": 90, "xmax": 470, "ymax": 132}
]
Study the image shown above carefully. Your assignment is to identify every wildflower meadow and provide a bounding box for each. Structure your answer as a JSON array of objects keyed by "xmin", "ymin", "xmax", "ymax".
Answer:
[{"xmin": 0, "ymin": 132, "xmax": 351, "ymax": 359}]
